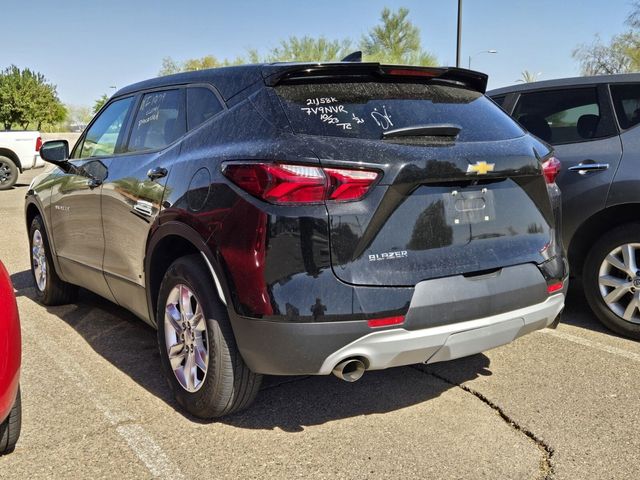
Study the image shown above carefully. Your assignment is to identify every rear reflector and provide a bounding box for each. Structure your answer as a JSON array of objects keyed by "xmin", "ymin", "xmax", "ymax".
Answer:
[
  {"xmin": 223, "ymin": 163, "xmax": 378, "ymax": 204},
  {"xmin": 547, "ymin": 282, "xmax": 563, "ymax": 294},
  {"xmin": 35, "ymin": 136, "xmax": 42, "ymax": 152},
  {"xmin": 367, "ymin": 315, "xmax": 405, "ymax": 328},
  {"xmin": 542, "ymin": 156, "xmax": 561, "ymax": 184}
]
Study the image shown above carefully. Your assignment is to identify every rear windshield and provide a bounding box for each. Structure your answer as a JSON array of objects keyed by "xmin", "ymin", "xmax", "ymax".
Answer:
[{"xmin": 275, "ymin": 82, "xmax": 524, "ymax": 142}]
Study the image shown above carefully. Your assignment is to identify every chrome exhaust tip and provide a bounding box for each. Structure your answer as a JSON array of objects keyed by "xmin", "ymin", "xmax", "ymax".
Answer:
[{"xmin": 332, "ymin": 358, "xmax": 366, "ymax": 382}]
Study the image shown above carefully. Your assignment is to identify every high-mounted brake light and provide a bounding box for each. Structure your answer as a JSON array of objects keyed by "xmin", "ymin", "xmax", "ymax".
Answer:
[
  {"xmin": 35, "ymin": 136, "xmax": 42, "ymax": 152},
  {"xmin": 223, "ymin": 163, "xmax": 379, "ymax": 204},
  {"xmin": 542, "ymin": 156, "xmax": 561, "ymax": 184},
  {"xmin": 383, "ymin": 68, "xmax": 440, "ymax": 78}
]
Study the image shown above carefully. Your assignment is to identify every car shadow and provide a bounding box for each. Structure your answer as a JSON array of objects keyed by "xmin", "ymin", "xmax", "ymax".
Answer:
[
  {"xmin": 560, "ymin": 278, "xmax": 622, "ymax": 335},
  {"xmin": 11, "ymin": 269, "xmax": 491, "ymax": 428}
]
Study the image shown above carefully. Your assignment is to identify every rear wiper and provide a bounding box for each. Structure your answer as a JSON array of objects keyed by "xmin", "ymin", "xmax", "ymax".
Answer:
[{"xmin": 382, "ymin": 124, "xmax": 461, "ymax": 139}]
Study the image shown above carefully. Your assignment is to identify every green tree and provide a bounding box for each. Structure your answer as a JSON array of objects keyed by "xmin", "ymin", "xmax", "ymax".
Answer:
[
  {"xmin": 93, "ymin": 94, "xmax": 109, "ymax": 114},
  {"xmin": 360, "ymin": 7, "xmax": 437, "ymax": 66},
  {"xmin": 263, "ymin": 36, "xmax": 353, "ymax": 62},
  {"xmin": 33, "ymin": 84, "xmax": 67, "ymax": 130},
  {"xmin": 573, "ymin": 4, "xmax": 640, "ymax": 75},
  {"xmin": 0, "ymin": 65, "xmax": 66, "ymax": 130},
  {"xmin": 159, "ymin": 53, "xmax": 253, "ymax": 76},
  {"xmin": 159, "ymin": 7, "xmax": 437, "ymax": 74},
  {"xmin": 572, "ymin": 33, "xmax": 636, "ymax": 75}
]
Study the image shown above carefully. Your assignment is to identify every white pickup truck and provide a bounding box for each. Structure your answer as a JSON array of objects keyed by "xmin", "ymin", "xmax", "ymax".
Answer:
[{"xmin": 0, "ymin": 131, "xmax": 43, "ymax": 190}]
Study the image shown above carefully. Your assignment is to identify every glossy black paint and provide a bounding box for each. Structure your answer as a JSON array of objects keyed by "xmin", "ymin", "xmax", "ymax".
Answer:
[
  {"xmin": 39, "ymin": 140, "xmax": 69, "ymax": 164},
  {"xmin": 26, "ymin": 62, "xmax": 566, "ymax": 342}
]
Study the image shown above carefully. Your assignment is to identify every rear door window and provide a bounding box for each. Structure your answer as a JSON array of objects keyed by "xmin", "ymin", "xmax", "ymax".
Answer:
[
  {"xmin": 275, "ymin": 82, "xmax": 524, "ymax": 142},
  {"xmin": 512, "ymin": 88, "xmax": 616, "ymax": 145},
  {"xmin": 187, "ymin": 87, "xmax": 224, "ymax": 130},
  {"xmin": 127, "ymin": 89, "xmax": 185, "ymax": 152},
  {"xmin": 610, "ymin": 83, "xmax": 640, "ymax": 130}
]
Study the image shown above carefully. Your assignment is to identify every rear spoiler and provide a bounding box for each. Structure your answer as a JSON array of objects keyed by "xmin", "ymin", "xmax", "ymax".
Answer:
[{"xmin": 262, "ymin": 63, "xmax": 488, "ymax": 94}]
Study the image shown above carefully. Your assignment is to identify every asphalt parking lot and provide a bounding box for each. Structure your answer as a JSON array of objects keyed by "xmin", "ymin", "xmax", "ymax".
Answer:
[{"xmin": 1, "ymin": 169, "xmax": 639, "ymax": 479}]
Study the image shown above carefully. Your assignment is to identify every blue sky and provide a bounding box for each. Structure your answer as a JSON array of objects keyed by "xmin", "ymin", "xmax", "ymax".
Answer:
[{"xmin": 1, "ymin": 0, "xmax": 632, "ymax": 106}]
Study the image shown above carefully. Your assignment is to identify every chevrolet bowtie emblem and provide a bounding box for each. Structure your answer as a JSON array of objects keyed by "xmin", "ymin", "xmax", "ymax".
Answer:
[{"xmin": 467, "ymin": 161, "xmax": 495, "ymax": 175}]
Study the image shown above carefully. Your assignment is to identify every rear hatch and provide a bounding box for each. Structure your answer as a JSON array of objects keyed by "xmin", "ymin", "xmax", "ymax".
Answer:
[{"xmin": 272, "ymin": 66, "xmax": 556, "ymax": 286}]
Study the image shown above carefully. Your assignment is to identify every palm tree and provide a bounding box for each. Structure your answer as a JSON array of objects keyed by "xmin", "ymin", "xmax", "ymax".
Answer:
[{"xmin": 516, "ymin": 70, "xmax": 541, "ymax": 83}]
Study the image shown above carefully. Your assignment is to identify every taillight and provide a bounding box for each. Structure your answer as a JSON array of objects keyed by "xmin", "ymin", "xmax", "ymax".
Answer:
[
  {"xmin": 547, "ymin": 281, "xmax": 564, "ymax": 294},
  {"xmin": 35, "ymin": 136, "xmax": 42, "ymax": 152},
  {"xmin": 542, "ymin": 156, "xmax": 560, "ymax": 184},
  {"xmin": 367, "ymin": 315, "xmax": 405, "ymax": 328},
  {"xmin": 223, "ymin": 163, "xmax": 379, "ymax": 204}
]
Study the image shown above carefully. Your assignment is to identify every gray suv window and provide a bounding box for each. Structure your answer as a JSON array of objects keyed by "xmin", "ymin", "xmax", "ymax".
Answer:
[
  {"xmin": 187, "ymin": 87, "xmax": 223, "ymax": 130},
  {"xmin": 128, "ymin": 90, "xmax": 185, "ymax": 152},
  {"xmin": 610, "ymin": 83, "xmax": 640, "ymax": 130},
  {"xmin": 513, "ymin": 88, "xmax": 616, "ymax": 145}
]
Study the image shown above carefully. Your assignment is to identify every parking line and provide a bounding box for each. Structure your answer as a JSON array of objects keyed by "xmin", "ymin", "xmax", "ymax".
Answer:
[
  {"xmin": 21, "ymin": 303, "xmax": 185, "ymax": 479},
  {"xmin": 538, "ymin": 329, "xmax": 640, "ymax": 363}
]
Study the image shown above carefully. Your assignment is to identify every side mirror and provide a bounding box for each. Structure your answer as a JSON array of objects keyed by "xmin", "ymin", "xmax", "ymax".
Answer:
[{"xmin": 40, "ymin": 140, "xmax": 70, "ymax": 165}]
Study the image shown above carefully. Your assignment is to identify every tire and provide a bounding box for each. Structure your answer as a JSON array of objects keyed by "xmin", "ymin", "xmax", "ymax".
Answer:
[
  {"xmin": 29, "ymin": 215, "xmax": 78, "ymax": 305},
  {"xmin": 584, "ymin": 223, "xmax": 640, "ymax": 339},
  {"xmin": 156, "ymin": 255, "xmax": 262, "ymax": 418},
  {"xmin": 0, "ymin": 156, "xmax": 18, "ymax": 190},
  {"xmin": 0, "ymin": 388, "xmax": 21, "ymax": 455}
]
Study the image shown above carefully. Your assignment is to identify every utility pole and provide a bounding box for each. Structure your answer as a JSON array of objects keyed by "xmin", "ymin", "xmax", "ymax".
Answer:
[{"xmin": 456, "ymin": 0, "xmax": 462, "ymax": 67}]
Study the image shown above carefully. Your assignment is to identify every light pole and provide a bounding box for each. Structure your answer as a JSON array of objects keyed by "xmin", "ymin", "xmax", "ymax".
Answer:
[
  {"xmin": 468, "ymin": 49, "xmax": 497, "ymax": 69},
  {"xmin": 456, "ymin": 0, "xmax": 463, "ymax": 67}
]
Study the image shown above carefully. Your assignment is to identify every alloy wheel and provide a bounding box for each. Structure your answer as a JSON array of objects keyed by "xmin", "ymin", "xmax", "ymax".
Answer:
[
  {"xmin": 164, "ymin": 284, "xmax": 209, "ymax": 392},
  {"xmin": 32, "ymin": 230, "xmax": 47, "ymax": 292},
  {"xmin": 598, "ymin": 243, "xmax": 640, "ymax": 324},
  {"xmin": 0, "ymin": 160, "xmax": 11, "ymax": 185}
]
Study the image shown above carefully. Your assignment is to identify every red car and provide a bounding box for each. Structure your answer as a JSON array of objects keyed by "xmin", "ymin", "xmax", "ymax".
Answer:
[{"xmin": 0, "ymin": 261, "xmax": 21, "ymax": 454}]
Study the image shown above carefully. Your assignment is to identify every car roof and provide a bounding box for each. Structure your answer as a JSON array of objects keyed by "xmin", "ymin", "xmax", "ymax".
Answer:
[
  {"xmin": 114, "ymin": 64, "xmax": 266, "ymax": 101},
  {"xmin": 114, "ymin": 62, "xmax": 489, "ymax": 102},
  {"xmin": 487, "ymin": 72, "xmax": 640, "ymax": 96}
]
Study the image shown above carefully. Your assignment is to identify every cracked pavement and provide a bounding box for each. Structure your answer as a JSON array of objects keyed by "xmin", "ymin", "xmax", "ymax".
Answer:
[{"xmin": 1, "ymin": 169, "xmax": 640, "ymax": 479}]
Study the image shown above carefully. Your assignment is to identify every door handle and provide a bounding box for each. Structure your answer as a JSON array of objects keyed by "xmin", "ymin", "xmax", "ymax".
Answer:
[
  {"xmin": 147, "ymin": 166, "xmax": 168, "ymax": 181},
  {"xmin": 87, "ymin": 177, "xmax": 102, "ymax": 189},
  {"xmin": 568, "ymin": 163, "xmax": 609, "ymax": 175}
]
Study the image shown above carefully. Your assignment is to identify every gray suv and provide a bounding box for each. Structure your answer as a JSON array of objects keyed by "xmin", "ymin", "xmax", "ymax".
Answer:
[{"xmin": 489, "ymin": 74, "xmax": 640, "ymax": 339}]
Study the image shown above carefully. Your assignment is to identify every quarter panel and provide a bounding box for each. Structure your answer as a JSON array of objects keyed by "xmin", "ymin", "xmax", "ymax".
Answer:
[{"xmin": 607, "ymin": 126, "xmax": 640, "ymax": 207}]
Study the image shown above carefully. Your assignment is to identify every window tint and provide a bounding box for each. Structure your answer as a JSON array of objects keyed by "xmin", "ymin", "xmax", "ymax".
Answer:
[
  {"xmin": 491, "ymin": 95, "xmax": 507, "ymax": 107},
  {"xmin": 78, "ymin": 97, "xmax": 133, "ymax": 159},
  {"xmin": 512, "ymin": 88, "xmax": 615, "ymax": 145},
  {"xmin": 276, "ymin": 82, "xmax": 524, "ymax": 141},
  {"xmin": 187, "ymin": 87, "xmax": 223, "ymax": 130},
  {"xmin": 610, "ymin": 83, "xmax": 640, "ymax": 130},
  {"xmin": 128, "ymin": 90, "xmax": 184, "ymax": 152}
]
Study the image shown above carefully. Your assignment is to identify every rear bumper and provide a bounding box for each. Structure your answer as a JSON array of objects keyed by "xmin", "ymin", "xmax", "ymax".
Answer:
[
  {"xmin": 231, "ymin": 292, "xmax": 565, "ymax": 376},
  {"xmin": 319, "ymin": 293, "xmax": 564, "ymax": 374}
]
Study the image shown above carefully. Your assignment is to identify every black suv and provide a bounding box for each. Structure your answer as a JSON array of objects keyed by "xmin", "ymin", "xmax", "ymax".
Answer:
[
  {"xmin": 27, "ymin": 62, "xmax": 567, "ymax": 418},
  {"xmin": 490, "ymin": 74, "xmax": 640, "ymax": 339}
]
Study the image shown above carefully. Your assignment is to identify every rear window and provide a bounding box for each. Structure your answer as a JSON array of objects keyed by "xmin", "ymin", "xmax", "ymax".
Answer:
[{"xmin": 275, "ymin": 82, "xmax": 524, "ymax": 142}]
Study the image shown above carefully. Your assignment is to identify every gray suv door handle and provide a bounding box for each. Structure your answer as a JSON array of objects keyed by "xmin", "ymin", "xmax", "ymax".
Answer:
[
  {"xmin": 147, "ymin": 166, "xmax": 168, "ymax": 180},
  {"xmin": 568, "ymin": 163, "xmax": 609, "ymax": 175}
]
